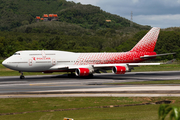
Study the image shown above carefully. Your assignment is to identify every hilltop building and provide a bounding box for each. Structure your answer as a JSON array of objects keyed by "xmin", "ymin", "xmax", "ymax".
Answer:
[
  {"xmin": 43, "ymin": 14, "xmax": 49, "ymax": 21},
  {"xmin": 106, "ymin": 20, "xmax": 111, "ymax": 22},
  {"xmin": 35, "ymin": 14, "xmax": 58, "ymax": 22},
  {"xmin": 36, "ymin": 16, "xmax": 40, "ymax": 22}
]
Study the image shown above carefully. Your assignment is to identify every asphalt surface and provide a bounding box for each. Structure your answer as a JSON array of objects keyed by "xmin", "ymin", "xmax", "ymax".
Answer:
[{"xmin": 0, "ymin": 71, "xmax": 180, "ymax": 98}]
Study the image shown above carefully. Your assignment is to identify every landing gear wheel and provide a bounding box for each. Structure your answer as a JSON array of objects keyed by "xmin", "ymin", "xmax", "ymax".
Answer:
[
  {"xmin": 20, "ymin": 75, "xmax": 25, "ymax": 79},
  {"xmin": 86, "ymin": 74, "xmax": 94, "ymax": 78},
  {"xmin": 19, "ymin": 71, "xmax": 25, "ymax": 79},
  {"xmin": 68, "ymin": 72, "xmax": 76, "ymax": 78}
]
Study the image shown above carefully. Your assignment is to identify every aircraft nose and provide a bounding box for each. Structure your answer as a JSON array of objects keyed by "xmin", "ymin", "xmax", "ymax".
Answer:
[
  {"xmin": 2, "ymin": 57, "xmax": 20, "ymax": 71},
  {"xmin": 2, "ymin": 60, "xmax": 7, "ymax": 67},
  {"xmin": 2, "ymin": 58, "xmax": 15, "ymax": 69}
]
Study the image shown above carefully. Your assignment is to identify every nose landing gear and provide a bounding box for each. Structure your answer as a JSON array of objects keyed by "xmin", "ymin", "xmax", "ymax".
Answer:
[{"xmin": 19, "ymin": 71, "xmax": 25, "ymax": 79}]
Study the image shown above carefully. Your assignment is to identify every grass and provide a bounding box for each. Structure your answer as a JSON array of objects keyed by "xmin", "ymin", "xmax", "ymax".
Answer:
[
  {"xmin": 0, "ymin": 97, "xmax": 179, "ymax": 120},
  {"xmin": 0, "ymin": 97, "xmax": 145, "ymax": 113},
  {"xmin": 132, "ymin": 63, "xmax": 180, "ymax": 72},
  {"xmin": 0, "ymin": 106, "xmax": 160, "ymax": 120}
]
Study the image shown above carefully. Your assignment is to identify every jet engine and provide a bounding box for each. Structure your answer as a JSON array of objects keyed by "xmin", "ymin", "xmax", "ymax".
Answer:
[
  {"xmin": 112, "ymin": 66, "xmax": 127, "ymax": 74},
  {"xmin": 75, "ymin": 68, "xmax": 90, "ymax": 76}
]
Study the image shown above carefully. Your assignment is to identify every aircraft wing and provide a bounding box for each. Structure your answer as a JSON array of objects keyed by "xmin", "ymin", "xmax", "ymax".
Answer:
[
  {"xmin": 93, "ymin": 63, "xmax": 160, "ymax": 68},
  {"xmin": 50, "ymin": 63, "xmax": 160, "ymax": 71},
  {"xmin": 49, "ymin": 62, "xmax": 160, "ymax": 76},
  {"xmin": 50, "ymin": 65, "xmax": 69, "ymax": 69}
]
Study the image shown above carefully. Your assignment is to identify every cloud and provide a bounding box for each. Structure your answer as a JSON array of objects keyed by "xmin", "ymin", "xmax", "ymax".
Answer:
[
  {"xmin": 133, "ymin": 14, "xmax": 180, "ymax": 28},
  {"xmin": 66, "ymin": 0, "xmax": 180, "ymax": 28},
  {"xmin": 132, "ymin": 0, "xmax": 139, "ymax": 3},
  {"xmin": 67, "ymin": 0, "xmax": 180, "ymax": 15},
  {"xmin": 97, "ymin": 0, "xmax": 180, "ymax": 16}
]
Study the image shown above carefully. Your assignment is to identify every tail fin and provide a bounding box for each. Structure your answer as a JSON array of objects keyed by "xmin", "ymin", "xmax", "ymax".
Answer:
[{"xmin": 130, "ymin": 27, "xmax": 160, "ymax": 52}]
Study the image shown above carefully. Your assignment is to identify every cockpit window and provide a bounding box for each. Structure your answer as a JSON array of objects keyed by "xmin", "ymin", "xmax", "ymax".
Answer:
[{"xmin": 13, "ymin": 53, "xmax": 20, "ymax": 55}]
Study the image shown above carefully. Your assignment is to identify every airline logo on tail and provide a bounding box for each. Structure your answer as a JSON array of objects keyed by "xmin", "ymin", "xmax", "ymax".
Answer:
[{"xmin": 130, "ymin": 27, "xmax": 160, "ymax": 52}]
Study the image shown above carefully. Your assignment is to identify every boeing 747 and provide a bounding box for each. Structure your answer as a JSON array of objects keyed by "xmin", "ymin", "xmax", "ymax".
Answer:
[{"xmin": 2, "ymin": 27, "xmax": 174, "ymax": 79}]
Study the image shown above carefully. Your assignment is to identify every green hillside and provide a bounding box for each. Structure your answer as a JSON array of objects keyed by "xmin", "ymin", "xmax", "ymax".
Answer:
[
  {"xmin": 0, "ymin": 0, "xmax": 71, "ymax": 30},
  {"xmin": 0, "ymin": 0, "xmax": 150, "ymax": 31},
  {"xmin": 14, "ymin": 21, "xmax": 89, "ymax": 36},
  {"xmin": 57, "ymin": 3, "xmax": 150, "ymax": 30}
]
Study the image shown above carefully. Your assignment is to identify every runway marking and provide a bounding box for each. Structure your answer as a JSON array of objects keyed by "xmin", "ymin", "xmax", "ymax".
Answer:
[
  {"xmin": 29, "ymin": 83, "xmax": 85, "ymax": 86},
  {"xmin": 0, "ymin": 81, "xmax": 27, "ymax": 84},
  {"xmin": 0, "ymin": 84, "xmax": 29, "ymax": 87},
  {"xmin": 28, "ymin": 80, "xmax": 109, "ymax": 86},
  {"xmin": 30, "ymin": 83, "xmax": 56, "ymax": 86}
]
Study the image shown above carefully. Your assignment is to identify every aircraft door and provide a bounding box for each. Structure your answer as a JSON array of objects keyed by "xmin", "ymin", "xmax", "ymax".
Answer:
[
  {"xmin": 42, "ymin": 51, "xmax": 46, "ymax": 58},
  {"xmin": 29, "ymin": 59, "xmax": 33, "ymax": 66},
  {"xmin": 52, "ymin": 59, "xmax": 56, "ymax": 65}
]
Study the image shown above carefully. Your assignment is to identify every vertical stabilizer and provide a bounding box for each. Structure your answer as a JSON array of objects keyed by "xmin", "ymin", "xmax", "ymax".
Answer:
[{"xmin": 130, "ymin": 27, "xmax": 160, "ymax": 52}]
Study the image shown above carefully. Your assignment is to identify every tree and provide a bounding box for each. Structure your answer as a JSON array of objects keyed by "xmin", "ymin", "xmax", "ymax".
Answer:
[{"xmin": 159, "ymin": 104, "xmax": 180, "ymax": 120}]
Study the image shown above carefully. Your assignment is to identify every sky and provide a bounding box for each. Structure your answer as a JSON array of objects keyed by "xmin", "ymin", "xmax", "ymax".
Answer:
[{"xmin": 66, "ymin": 0, "xmax": 180, "ymax": 28}]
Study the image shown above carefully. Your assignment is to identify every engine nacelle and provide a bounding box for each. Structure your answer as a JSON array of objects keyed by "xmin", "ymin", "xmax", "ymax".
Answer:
[
  {"xmin": 112, "ymin": 66, "xmax": 127, "ymax": 74},
  {"xmin": 75, "ymin": 68, "xmax": 90, "ymax": 76}
]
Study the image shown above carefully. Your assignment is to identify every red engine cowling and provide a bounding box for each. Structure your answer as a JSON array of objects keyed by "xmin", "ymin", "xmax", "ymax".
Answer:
[
  {"xmin": 75, "ymin": 68, "xmax": 90, "ymax": 76},
  {"xmin": 112, "ymin": 66, "xmax": 126, "ymax": 74}
]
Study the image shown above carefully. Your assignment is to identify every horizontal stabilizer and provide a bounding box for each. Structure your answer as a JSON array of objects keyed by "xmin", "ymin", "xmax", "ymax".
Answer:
[
  {"xmin": 140, "ymin": 53, "xmax": 176, "ymax": 59},
  {"xmin": 128, "ymin": 63, "xmax": 160, "ymax": 66}
]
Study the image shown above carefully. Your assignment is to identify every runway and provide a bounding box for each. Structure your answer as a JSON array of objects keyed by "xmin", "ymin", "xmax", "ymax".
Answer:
[{"xmin": 0, "ymin": 71, "xmax": 180, "ymax": 98}]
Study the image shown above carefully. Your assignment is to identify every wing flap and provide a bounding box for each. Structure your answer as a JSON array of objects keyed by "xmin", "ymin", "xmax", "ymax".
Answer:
[
  {"xmin": 50, "ymin": 65, "xmax": 69, "ymax": 70},
  {"xmin": 50, "ymin": 65, "xmax": 94, "ymax": 70}
]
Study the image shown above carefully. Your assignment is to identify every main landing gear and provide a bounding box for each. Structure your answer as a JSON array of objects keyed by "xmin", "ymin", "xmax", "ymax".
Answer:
[
  {"xmin": 68, "ymin": 72, "xmax": 76, "ymax": 77},
  {"xmin": 19, "ymin": 71, "xmax": 25, "ymax": 79},
  {"xmin": 88, "ymin": 73, "xmax": 94, "ymax": 78}
]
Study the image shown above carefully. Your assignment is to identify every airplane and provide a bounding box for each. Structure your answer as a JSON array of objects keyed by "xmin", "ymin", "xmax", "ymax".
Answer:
[{"xmin": 2, "ymin": 27, "xmax": 175, "ymax": 79}]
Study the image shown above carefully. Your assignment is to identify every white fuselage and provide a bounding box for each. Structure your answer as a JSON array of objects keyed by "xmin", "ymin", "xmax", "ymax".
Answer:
[
  {"xmin": 2, "ymin": 50, "xmax": 156, "ymax": 72},
  {"xmin": 3, "ymin": 50, "xmax": 80, "ymax": 72}
]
